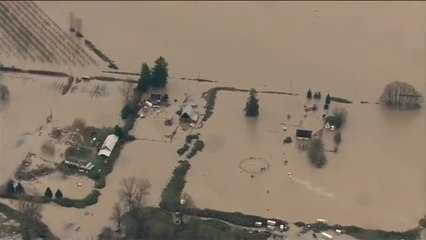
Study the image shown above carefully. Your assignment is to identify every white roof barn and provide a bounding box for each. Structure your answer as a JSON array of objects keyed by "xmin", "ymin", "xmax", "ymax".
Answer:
[
  {"xmin": 97, "ymin": 134, "xmax": 119, "ymax": 157},
  {"xmin": 180, "ymin": 105, "xmax": 199, "ymax": 123}
]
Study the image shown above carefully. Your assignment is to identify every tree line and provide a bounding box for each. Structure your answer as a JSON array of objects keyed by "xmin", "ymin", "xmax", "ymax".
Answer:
[{"xmin": 120, "ymin": 56, "xmax": 169, "ymax": 121}]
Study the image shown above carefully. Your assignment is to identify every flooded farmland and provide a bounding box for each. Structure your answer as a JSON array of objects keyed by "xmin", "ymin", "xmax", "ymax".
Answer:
[
  {"xmin": 185, "ymin": 91, "xmax": 425, "ymax": 231},
  {"xmin": 0, "ymin": 1, "xmax": 424, "ymax": 239}
]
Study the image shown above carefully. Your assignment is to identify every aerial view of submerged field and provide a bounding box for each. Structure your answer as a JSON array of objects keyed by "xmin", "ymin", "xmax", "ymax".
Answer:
[{"xmin": 0, "ymin": 1, "xmax": 425, "ymax": 240}]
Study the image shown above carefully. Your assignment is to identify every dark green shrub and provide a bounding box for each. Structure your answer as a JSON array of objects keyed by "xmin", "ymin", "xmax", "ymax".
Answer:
[
  {"xmin": 334, "ymin": 131, "xmax": 342, "ymax": 145},
  {"xmin": 294, "ymin": 222, "xmax": 305, "ymax": 227},
  {"xmin": 185, "ymin": 134, "xmax": 200, "ymax": 143},
  {"xmin": 114, "ymin": 125, "xmax": 127, "ymax": 139},
  {"xmin": 283, "ymin": 136, "xmax": 292, "ymax": 144},
  {"xmin": 177, "ymin": 144, "xmax": 190, "ymax": 156},
  {"xmin": 330, "ymin": 97, "xmax": 352, "ymax": 104},
  {"xmin": 324, "ymin": 103, "xmax": 329, "ymax": 110},
  {"xmin": 121, "ymin": 103, "xmax": 138, "ymax": 120},
  {"xmin": 187, "ymin": 140, "xmax": 205, "ymax": 159},
  {"xmin": 54, "ymin": 190, "xmax": 100, "ymax": 208}
]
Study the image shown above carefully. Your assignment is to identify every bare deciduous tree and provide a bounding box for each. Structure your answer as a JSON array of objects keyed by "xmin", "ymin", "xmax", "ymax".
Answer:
[
  {"xmin": 17, "ymin": 200, "xmax": 43, "ymax": 240},
  {"xmin": 0, "ymin": 84, "xmax": 10, "ymax": 102},
  {"xmin": 69, "ymin": 12, "xmax": 75, "ymax": 31},
  {"xmin": 111, "ymin": 202, "xmax": 122, "ymax": 233},
  {"xmin": 118, "ymin": 177, "xmax": 151, "ymax": 216},
  {"xmin": 98, "ymin": 227, "xmax": 116, "ymax": 240},
  {"xmin": 121, "ymin": 82, "xmax": 134, "ymax": 103},
  {"xmin": 380, "ymin": 81, "xmax": 423, "ymax": 109}
]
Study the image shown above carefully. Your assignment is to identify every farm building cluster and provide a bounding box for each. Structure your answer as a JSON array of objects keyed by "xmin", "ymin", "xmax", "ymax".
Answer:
[{"xmin": 63, "ymin": 134, "xmax": 119, "ymax": 171}]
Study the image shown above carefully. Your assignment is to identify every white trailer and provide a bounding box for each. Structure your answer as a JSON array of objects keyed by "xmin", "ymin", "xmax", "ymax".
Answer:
[
  {"xmin": 320, "ymin": 232, "xmax": 333, "ymax": 239},
  {"xmin": 267, "ymin": 220, "xmax": 276, "ymax": 226}
]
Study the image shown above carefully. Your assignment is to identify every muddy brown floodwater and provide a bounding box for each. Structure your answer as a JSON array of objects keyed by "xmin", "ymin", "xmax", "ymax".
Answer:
[{"xmin": 0, "ymin": 1, "xmax": 424, "ymax": 239}]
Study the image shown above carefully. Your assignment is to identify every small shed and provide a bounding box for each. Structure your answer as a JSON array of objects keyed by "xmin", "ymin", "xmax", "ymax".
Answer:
[
  {"xmin": 296, "ymin": 129, "xmax": 312, "ymax": 140},
  {"xmin": 325, "ymin": 116, "xmax": 339, "ymax": 130},
  {"xmin": 98, "ymin": 134, "xmax": 119, "ymax": 157},
  {"xmin": 180, "ymin": 105, "xmax": 199, "ymax": 123}
]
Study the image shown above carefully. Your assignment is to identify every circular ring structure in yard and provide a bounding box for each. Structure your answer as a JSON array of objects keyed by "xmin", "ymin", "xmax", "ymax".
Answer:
[{"xmin": 239, "ymin": 157, "xmax": 270, "ymax": 175}]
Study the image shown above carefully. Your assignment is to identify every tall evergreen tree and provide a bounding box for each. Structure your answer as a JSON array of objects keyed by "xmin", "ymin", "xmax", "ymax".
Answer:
[
  {"xmin": 245, "ymin": 88, "xmax": 259, "ymax": 117},
  {"xmin": 6, "ymin": 180, "xmax": 15, "ymax": 194},
  {"xmin": 152, "ymin": 56, "xmax": 169, "ymax": 88},
  {"xmin": 325, "ymin": 94, "xmax": 331, "ymax": 105},
  {"xmin": 137, "ymin": 63, "xmax": 152, "ymax": 93},
  {"xmin": 307, "ymin": 89, "xmax": 312, "ymax": 99},
  {"xmin": 44, "ymin": 187, "xmax": 53, "ymax": 198},
  {"xmin": 55, "ymin": 189, "xmax": 63, "ymax": 198},
  {"xmin": 15, "ymin": 182, "xmax": 25, "ymax": 194},
  {"xmin": 324, "ymin": 103, "xmax": 329, "ymax": 110}
]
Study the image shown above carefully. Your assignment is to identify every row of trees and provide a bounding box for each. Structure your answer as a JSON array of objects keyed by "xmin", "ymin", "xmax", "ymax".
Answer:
[
  {"xmin": 307, "ymin": 89, "xmax": 332, "ymax": 110},
  {"xmin": 137, "ymin": 56, "xmax": 169, "ymax": 92},
  {"xmin": 6, "ymin": 180, "xmax": 25, "ymax": 194},
  {"xmin": 307, "ymin": 81, "xmax": 423, "ymax": 110},
  {"xmin": 44, "ymin": 187, "xmax": 63, "ymax": 199},
  {"xmin": 100, "ymin": 176, "xmax": 269, "ymax": 240},
  {"xmin": 121, "ymin": 56, "xmax": 169, "ymax": 120},
  {"xmin": 307, "ymin": 90, "xmax": 323, "ymax": 100}
]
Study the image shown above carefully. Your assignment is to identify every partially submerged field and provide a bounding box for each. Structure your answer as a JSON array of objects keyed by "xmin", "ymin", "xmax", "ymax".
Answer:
[
  {"xmin": 0, "ymin": 72, "xmax": 125, "ymax": 189},
  {"xmin": 36, "ymin": 78, "xmax": 215, "ymax": 239},
  {"xmin": 184, "ymin": 91, "xmax": 426, "ymax": 231},
  {"xmin": 0, "ymin": 1, "xmax": 424, "ymax": 239}
]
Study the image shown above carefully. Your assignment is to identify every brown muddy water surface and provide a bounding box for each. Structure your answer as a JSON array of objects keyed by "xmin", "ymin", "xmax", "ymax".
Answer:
[{"xmin": 0, "ymin": 1, "xmax": 424, "ymax": 239}]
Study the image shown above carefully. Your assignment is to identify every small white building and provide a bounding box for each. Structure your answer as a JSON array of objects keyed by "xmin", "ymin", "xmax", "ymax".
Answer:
[{"xmin": 98, "ymin": 134, "xmax": 119, "ymax": 157}]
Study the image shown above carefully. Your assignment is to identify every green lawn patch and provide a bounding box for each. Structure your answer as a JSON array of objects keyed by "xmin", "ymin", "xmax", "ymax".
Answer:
[{"xmin": 65, "ymin": 146, "xmax": 94, "ymax": 161}]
